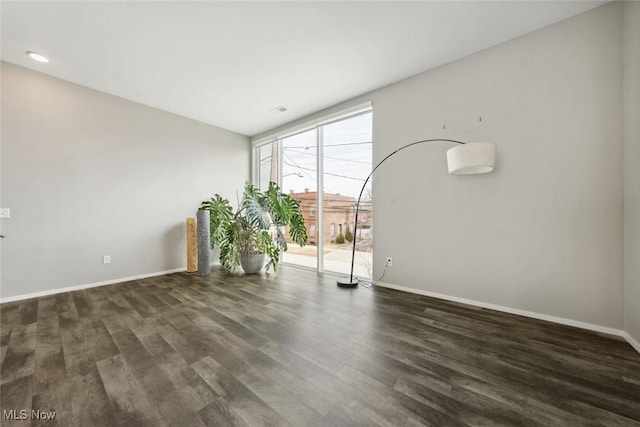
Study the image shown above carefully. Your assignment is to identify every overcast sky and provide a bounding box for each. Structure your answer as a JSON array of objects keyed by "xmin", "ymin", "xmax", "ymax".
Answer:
[{"xmin": 280, "ymin": 112, "xmax": 372, "ymax": 199}]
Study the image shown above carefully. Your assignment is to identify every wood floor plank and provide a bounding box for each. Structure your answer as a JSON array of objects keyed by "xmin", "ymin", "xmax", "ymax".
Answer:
[
  {"xmin": 394, "ymin": 374, "xmax": 535, "ymax": 427},
  {"xmin": 261, "ymin": 332, "xmax": 449, "ymax": 426},
  {"xmin": 1, "ymin": 344, "xmax": 7, "ymax": 367},
  {"xmin": 31, "ymin": 390, "xmax": 61, "ymax": 427},
  {"xmin": 391, "ymin": 337, "xmax": 628, "ymax": 424},
  {"xmin": 110, "ymin": 327, "xmax": 206, "ymax": 427},
  {"xmin": 1, "ymin": 303, "xmax": 21, "ymax": 329},
  {"xmin": 129, "ymin": 285, "xmax": 169, "ymax": 312},
  {"xmin": 19, "ymin": 299, "xmax": 39, "ymax": 325},
  {"xmin": 197, "ymin": 397, "xmax": 251, "ymax": 427},
  {"xmin": 0, "ymin": 266, "xmax": 639, "ymax": 426},
  {"xmin": 96, "ymin": 354, "xmax": 164, "ymax": 427},
  {"xmin": 68, "ymin": 367, "xmax": 116, "ymax": 427},
  {"xmin": 147, "ymin": 314, "xmax": 213, "ymax": 365},
  {"xmin": 192, "ymin": 356, "xmax": 291, "ymax": 427},
  {"xmin": 150, "ymin": 345, "xmax": 218, "ymax": 413},
  {"xmin": 82, "ymin": 318, "xmax": 120, "ymax": 362},
  {"xmin": 326, "ymin": 401, "xmax": 389, "ymax": 427},
  {"xmin": 145, "ymin": 284, "xmax": 183, "ymax": 307},
  {"xmin": 122, "ymin": 294, "xmax": 157, "ymax": 319},
  {"xmin": 32, "ymin": 343, "xmax": 65, "ymax": 396},
  {"xmin": 58, "ymin": 304, "xmax": 96, "ymax": 378},
  {"xmin": 35, "ymin": 297, "xmax": 57, "ymax": 321},
  {"xmin": 42, "ymin": 379, "xmax": 76, "ymax": 426},
  {"xmin": 33, "ymin": 298, "xmax": 65, "ymax": 394},
  {"xmin": 195, "ymin": 307, "xmax": 270, "ymax": 348},
  {"xmin": 401, "ymin": 362, "xmax": 596, "ymax": 426},
  {"xmin": 257, "ymin": 341, "xmax": 341, "ymax": 414},
  {"xmin": 0, "ymin": 375, "xmax": 32, "ymax": 426},
  {"xmin": 385, "ymin": 307, "xmax": 640, "ymax": 398},
  {"xmin": 73, "ymin": 292, "xmax": 95, "ymax": 319},
  {"xmin": 232, "ymin": 349, "xmax": 339, "ymax": 426},
  {"xmin": 1, "ymin": 323, "xmax": 36, "ymax": 384}
]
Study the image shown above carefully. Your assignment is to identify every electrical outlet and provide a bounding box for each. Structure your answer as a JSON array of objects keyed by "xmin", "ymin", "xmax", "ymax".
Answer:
[
  {"xmin": 386, "ymin": 257, "xmax": 393, "ymax": 266},
  {"xmin": 0, "ymin": 208, "xmax": 10, "ymax": 218},
  {"xmin": 102, "ymin": 255, "xmax": 111, "ymax": 264}
]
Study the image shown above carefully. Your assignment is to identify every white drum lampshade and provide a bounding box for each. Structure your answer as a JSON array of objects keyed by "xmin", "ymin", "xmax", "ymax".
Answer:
[{"xmin": 446, "ymin": 142, "xmax": 496, "ymax": 175}]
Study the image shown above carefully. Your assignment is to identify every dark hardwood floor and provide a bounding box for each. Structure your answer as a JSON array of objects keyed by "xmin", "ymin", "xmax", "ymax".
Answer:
[{"xmin": 1, "ymin": 266, "xmax": 639, "ymax": 426}]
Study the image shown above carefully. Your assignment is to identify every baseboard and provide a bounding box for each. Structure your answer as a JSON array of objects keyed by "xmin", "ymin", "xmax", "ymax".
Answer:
[
  {"xmin": 375, "ymin": 281, "xmax": 625, "ymax": 337},
  {"xmin": 622, "ymin": 332, "xmax": 640, "ymax": 354},
  {"xmin": 0, "ymin": 267, "xmax": 187, "ymax": 304}
]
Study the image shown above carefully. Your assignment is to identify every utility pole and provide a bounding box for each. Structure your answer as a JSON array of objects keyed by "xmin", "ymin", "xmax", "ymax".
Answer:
[{"xmin": 270, "ymin": 141, "xmax": 278, "ymax": 184}]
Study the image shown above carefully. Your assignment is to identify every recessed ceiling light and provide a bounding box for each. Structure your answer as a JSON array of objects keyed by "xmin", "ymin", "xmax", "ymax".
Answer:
[{"xmin": 26, "ymin": 51, "xmax": 49, "ymax": 63}]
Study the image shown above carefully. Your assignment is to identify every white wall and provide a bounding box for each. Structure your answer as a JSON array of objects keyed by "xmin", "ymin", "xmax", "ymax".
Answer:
[
  {"xmin": 624, "ymin": 1, "xmax": 640, "ymax": 346},
  {"xmin": 255, "ymin": 3, "xmax": 625, "ymax": 330},
  {"xmin": 373, "ymin": 2, "xmax": 624, "ymax": 329},
  {"xmin": 0, "ymin": 62, "xmax": 250, "ymax": 300}
]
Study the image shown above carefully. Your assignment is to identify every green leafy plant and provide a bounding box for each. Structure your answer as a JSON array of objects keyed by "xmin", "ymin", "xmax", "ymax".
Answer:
[
  {"xmin": 335, "ymin": 232, "xmax": 345, "ymax": 244},
  {"xmin": 345, "ymin": 225, "xmax": 354, "ymax": 243},
  {"xmin": 200, "ymin": 182, "xmax": 307, "ymax": 272}
]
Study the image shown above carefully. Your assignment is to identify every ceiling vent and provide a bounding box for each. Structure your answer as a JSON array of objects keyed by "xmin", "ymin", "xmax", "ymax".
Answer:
[{"xmin": 270, "ymin": 106, "xmax": 288, "ymax": 114}]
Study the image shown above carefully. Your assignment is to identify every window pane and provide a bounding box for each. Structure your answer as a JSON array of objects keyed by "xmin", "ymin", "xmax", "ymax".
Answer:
[
  {"xmin": 257, "ymin": 142, "xmax": 276, "ymax": 191},
  {"xmin": 252, "ymin": 109, "xmax": 372, "ymax": 279},
  {"xmin": 322, "ymin": 112, "xmax": 373, "ymax": 279},
  {"xmin": 280, "ymin": 129, "xmax": 318, "ymax": 269}
]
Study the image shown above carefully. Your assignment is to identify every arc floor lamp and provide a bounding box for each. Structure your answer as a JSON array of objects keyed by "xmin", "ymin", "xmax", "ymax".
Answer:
[{"xmin": 337, "ymin": 139, "xmax": 497, "ymax": 288}]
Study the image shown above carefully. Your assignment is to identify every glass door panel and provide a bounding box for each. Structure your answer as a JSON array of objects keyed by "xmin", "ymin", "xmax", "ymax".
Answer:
[
  {"xmin": 280, "ymin": 129, "xmax": 319, "ymax": 269},
  {"xmin": 321, "ymin": 112, "xmax": 373, "ymax": 279},
  {"xmin": 257, "ymin": 142, "xmax": 277, "ymax": 191},
  {"xmin": 253, "ymin": 109, "xmax": 373, "ymax": 278}
]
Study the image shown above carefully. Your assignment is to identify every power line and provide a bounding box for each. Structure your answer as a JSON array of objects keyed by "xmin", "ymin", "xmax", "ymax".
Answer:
[
  {"xmin": 283, "ymin": 141, "xmax": 372, "ymax": 150},
  {"xmin": 283, "ymin": 160, "xmax": 365, "ymax": 182},
  {"xmin": 285, "ymin": 148, "xmax": 371, "ymax": 165},
  {"xmin": 282, "ymin": 153, "xmax": 327, "ymax": 191}
]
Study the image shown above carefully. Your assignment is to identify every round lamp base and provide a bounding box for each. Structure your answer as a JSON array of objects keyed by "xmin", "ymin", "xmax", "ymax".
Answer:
[{"xmin": 337, "ymin": 277, "xmax": 359, "ymax": 288}]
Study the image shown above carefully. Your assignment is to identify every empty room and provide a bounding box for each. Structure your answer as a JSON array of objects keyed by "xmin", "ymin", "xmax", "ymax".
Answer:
[{"xmin": 1, "ymin": 1, "xmax": 639, "ymax": 426}]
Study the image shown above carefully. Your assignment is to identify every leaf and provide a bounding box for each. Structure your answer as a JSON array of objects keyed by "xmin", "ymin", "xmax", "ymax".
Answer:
[
  {"xmin": 219, "ymin": 220, "xmax": 240, "ymax": 270},
  {"xmin": 283, "ymin": 194, "xmax": 307, "ymax": 247},
  {"xmin": 198, "ymin": 180, "xmax": 307, "ymax": 273},
  {"xmin": 241, "ymin": 192, "xmax": 271, "ymax": 229},
  {"xmin": 276, "ymin": 227, "xmax": 287, "ymax": 251},
  {"xmin": 200, "ymin": 194, "xmax": 234, "ymax": 248}
]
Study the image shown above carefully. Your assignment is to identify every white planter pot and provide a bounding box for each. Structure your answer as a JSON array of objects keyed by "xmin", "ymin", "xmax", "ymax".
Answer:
[{"xmin": 240, "ymin": 253, "xmax": 266, "ymax": 274}]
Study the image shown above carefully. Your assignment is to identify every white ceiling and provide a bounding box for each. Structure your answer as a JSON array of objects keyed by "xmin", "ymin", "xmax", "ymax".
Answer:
[{"xmin": 1, "ymin": 1, "xmax": 606, "ymax": 136}]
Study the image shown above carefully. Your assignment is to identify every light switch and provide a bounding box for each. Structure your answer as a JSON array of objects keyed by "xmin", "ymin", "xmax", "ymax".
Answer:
[{"xmin": 0, "ymin": 208, "xmax": 10, "ymax": 219}]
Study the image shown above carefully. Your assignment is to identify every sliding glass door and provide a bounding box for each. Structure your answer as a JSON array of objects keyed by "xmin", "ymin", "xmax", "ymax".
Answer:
[
  {"xmin": 253, "ymin": 108, "xmax": 372, "ymax": 279},
  {"xmin": 280, "ymin": 129, "xmax": 318, "ymax": 269},
  {"xmin": 321, "ymin": 113, "xmax": 372, "ymax": 278}
]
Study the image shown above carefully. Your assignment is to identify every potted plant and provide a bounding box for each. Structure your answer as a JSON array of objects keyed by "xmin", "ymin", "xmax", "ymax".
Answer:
[{"xmin": 200, "ymin": 182, "xmax": 307, "ymax": 274}]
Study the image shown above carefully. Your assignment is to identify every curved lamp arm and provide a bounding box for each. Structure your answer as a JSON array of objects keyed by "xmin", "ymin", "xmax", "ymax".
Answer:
[{"xmin": 337, "ymin": 138, "xmax": 496, "ymax": 287}]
